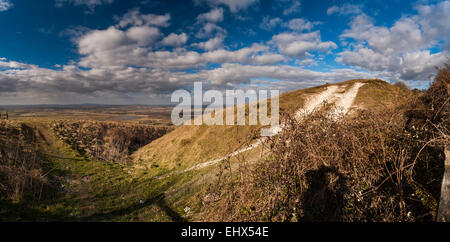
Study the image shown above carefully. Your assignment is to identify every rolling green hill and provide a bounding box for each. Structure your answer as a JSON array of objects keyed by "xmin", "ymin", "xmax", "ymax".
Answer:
[
  {"xmin": 0, "ymin": 78, "xmax": 419, "ymax": 221},
  {"xmin": 132, "ymin": 79, "xmax": 411, "ymax": 171}
]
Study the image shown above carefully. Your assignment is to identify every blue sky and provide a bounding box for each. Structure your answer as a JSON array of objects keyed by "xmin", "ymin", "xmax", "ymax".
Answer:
[{"xmin": 0, "ymin": 0, "xmax": 448, "ymax": 104}]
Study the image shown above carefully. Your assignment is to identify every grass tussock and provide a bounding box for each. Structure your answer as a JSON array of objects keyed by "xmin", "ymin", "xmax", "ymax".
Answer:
[
  {"xmin": 0, "ymin": 121, "xmax": 48, "ymax": 202},
  {"xmin": 393, "ymin": 81, "xmax": 410, "ymax": 91},
  {"xmin": 201, "ymin": 66, "xmax": 449, "ymax": 222},
  {"xmin": 50, "ymin": 120, "xmax": 173, "ymax": 163}
]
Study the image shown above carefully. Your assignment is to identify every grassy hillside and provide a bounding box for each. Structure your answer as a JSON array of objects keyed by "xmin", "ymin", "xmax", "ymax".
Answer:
[
  {"xmin": 200, "ymin": 69, "xmax": 448, "ymax": 222},
  {"xmin": 0, "ymin": 78, "xmax": 423, "ymax": 222},
  {"xmin": 133, "ymin": 79, "xmax": 410, "ymax": 171},
  {"xmin": 0, "ymin": 120, "xmax": 198, "ymax": 221}
]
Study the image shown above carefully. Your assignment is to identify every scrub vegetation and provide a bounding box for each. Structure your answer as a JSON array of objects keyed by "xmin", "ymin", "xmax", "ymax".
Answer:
[{"xmin": 0, "ymin": 66, "xmax": 448, "ymax": 221}]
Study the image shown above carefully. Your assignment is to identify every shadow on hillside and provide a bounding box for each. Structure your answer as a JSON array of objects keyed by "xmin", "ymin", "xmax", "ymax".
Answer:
[
  {"xmin": 301, "ymin": 166, "xmax": 348, "ymax": 222},
  {"xmin": 1, "ymin": 193, "xmax": 186, "ymax": 222},
  {"xmin": 0, "ymin": 199, "xmax": 74, "ymax": 222},
  {"xmin": 86, "ymin": 193, "xmax": 186, "ymax": 222}
]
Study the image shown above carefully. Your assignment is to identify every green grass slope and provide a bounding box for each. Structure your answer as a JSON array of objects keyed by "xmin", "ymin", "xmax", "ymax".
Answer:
[
  {"xmin": 0, "ymin": 79, "xmax": 414, "ymax": 222},
  {"xmin": 132, "ymin": 79, "xmax": 411, "ymax": 172}
]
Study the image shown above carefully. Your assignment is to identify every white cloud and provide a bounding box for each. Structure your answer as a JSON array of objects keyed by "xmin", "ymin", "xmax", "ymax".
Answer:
[
  {"xmin": 413, "ymin": 1, "xmax": 450, "ymax": 49},
  {"xmin": 196, "ymin": 22, "xmax": 226, "ymax": 38},
  {"xmin": 338, "ymin": 49, "xmax": 447, "ymax": 80},
  {"xmin": 195, "ymin": 8, "xmax": 226, "ymax": 39},
  {"xmin": 271, "ymin": 31, "xmax": 337, "ymax": 58},
  {"xmin": 399, "ymin": 50, "xmax": 447, "ymax": 80},
  {"xmin": 78, "ymin": 27, "xmax": 127, "ymax": 55},
  {"xmin": 341, "ymin": 14, "xmax": 431, "ymax": 55},
  {"xmin": 327, "ymin": 4, "xmax": 362, "ymax": 16},
  {"xmin": 298, "ymin": 58, "xmax": 316, "ymax": 66},
  {"xmin": 60, "ymin": 26, "xmax": 92, "ymax": 43},
  {"xmin": 0, "ymin": 56, "xmax": 380, "ymax": 104},
  {"xmin": 197, "ymin": 0, "xmax": 259, "ymax": 13},
  {"xmin": 260, "ymin": 17, "xmax": 282, "ymax": 30},
  {"xmin": 76, "ymin": 21, "xmax": 283, "ymax": 70},
  {"xmin": 201, "ymin": 44, "xmax": 286, "ymax": 65},
  {"xmin": 337, "ymin": 48, "xmax": 399, "ymax": 72},
  {"xmin": 197, "ymin": 8, "xmax": 224, "ymax": 23},
  {"xmin": 198, "ymin": 63, "xmax": 376, "ymax": 86},
  {"xmin": 282, "ymin": 0, "xmax": 301, "ymax": 15},
  {"xmin": 192, "ymin": 36, "xmax": 224, "ymax": 50},
  {"xmin": 254, "ymin": 54, "xmax": 287, "ymax": 65},
  {"xmin": 55, "ymin": 0, "xmax": 114, "ymax": 11},
  {"xmin": 78, "ymin": 26, "xmax": 161, "ymax": 54},
  {"xmin": 285, "ymin": 18, "xmax": 320, "ymax": 32},
  {"xmin": 261, "ymin": 17, "xmax": 320, "ymax": 32},
  {"xmin": 127, "ymin": 26, "xmax": 161, "ymax": 46},
  {"xmin": 0, "ymin": 0, "xmax": 12, "ymax": 12},
  {"xmin": 0, "ymin": 58, "xmax": 33, "ymax": 69},
  {"xmin": 337, "ymin": 1, "xmax": 450, "ymax": 80},
  {"xmin": 1, "ymin": 3, "xmax": 447, "ymax": 104},
  {"xmin": 161, "ymin": 33, "xmax": 188, "ymax": 47},
  {"xmin": 116, "ymin": 8, "xmax": 171, "ymax": 28}
]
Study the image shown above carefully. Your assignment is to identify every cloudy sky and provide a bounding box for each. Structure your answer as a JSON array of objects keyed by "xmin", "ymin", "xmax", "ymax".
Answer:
[{"xmin": 0, "ymin": 0, "xmax": 448, "ymax": 105}]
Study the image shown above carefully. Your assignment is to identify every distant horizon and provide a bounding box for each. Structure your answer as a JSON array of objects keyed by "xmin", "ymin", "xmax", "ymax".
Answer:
[
  {"xmin": 0, "ymin": 103, "xmax": 177, "ymax": 108},
  {"xmin": 0, "ymin": 77, "xmax": 431, "ymax": 106}
]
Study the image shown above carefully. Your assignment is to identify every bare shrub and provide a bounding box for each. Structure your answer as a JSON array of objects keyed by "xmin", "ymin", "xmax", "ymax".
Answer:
[
  {"xmin": 394, "ymin": 81, "xmax": 410, "ymax": 91},
  {"xmin": 0, "ymin": 121, "xmax": 48, "ymax": 202},
  {"xmin": 201, "ymin": 66, "xmax": 449, "ymax": 222}
]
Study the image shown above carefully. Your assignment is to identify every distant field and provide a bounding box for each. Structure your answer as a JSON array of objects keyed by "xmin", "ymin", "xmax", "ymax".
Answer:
[{"xmin": 0, "ymin": 105, "xmax": 173, "ymax": 126}]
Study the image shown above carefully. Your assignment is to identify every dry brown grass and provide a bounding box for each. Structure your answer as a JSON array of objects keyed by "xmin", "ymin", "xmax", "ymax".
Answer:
[
  {"xmin": 134, "ymin": 79, "xmax": 403, "ymax": 171},
  {"xmin": 0, "ymin": 121, "xmax": 48, "ymax": 202},
  {"xmin": 200, "ymin": 69, "xmax": 449, "ymax": 222},
  {"xmin": 394, "ymin": 81, "xmax": 410, "ymax": 91}
]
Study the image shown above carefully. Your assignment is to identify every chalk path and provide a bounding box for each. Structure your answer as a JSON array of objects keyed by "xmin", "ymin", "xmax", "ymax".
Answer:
[{"xmin": 154, "ymin": 82, "xmax": 365, "ymax": 180}]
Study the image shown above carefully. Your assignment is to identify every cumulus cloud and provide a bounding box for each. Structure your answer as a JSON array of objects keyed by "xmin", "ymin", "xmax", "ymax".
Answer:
[
  {"xmin": 60, "ymin": 26, "xmax": 92, "ymax": 43},
  {"xmin": 195, "ymin": 0, "xmax": 258, "ymax": 13},
  {"xmin": 0, "ymin": 52, "xmax": 404, "ymax": 104},
  {"xmin": 260, "ymin": 17, "xmax": 282, "ymax": 30},
  {"xmin": 116, "ymin": 8, "xmax": 171, "ymax": 28},
  {"xmin": 0, "ymin": 56, "xmax": 377, "ymax": 103},
  {"xmin": 1, "ymin": 3, "xmax": 447, "ymax": 104},
  {"xmin": 55, "ymin": 0, "xmax": 114, "ymax": 12},
  {"xmin": 0, "ymin": 58, "xmax": 33, "ymax": 69},
  {"xmin": 399, "ymin": 50, "xmax": 448, "ymax": 80},
  {"xmin": 161, "ymin": 33, "xmax": 188, "ymax": 47},
  {"xmin": 197, "ymin": 8, "xmax": 224, "ymax": 23},
  {"xmin": 78, "ymin": 26, "xmax": 161, "ymax": 54},
  {"xmin": 271, "ymin": 31, "xmax": 337, "ymax": 58},
  {"xmin": 0, "ymin": 0, "xmax": 12, "ymax": 12},
  {"xmin": 413, "ymin": 1, "xmax": 450, "ymax": 49},
  {"xmin": 282, "ymin": 0, "xmax": 301, "ymax": 15},
  {"xmin": 327, "ymin": 3, "xmax": 362, "ymax": 16},
  {"xmin": 196, "ymin": 22, "xmax": 226, "ymax": 39},
  {"xmin": 284, "ymin": 18, "xmax": 321, "ymax": 32},
  {"xmin": 198, "ymin": 63, "xmax": 376, "ymax": 86},
  {"xmin": 75, "ymin": 16, "xmax": 283, "ymax": 70},
  {"xmin": 195, "ymin": 8, "xmax": 227, "ymax": 39},
  {"xmin": 201, "ymin": 44, "xmax": 286, "ymax": 65},
  {"xmin": 341, "ymin": 14, "xmax": 430, "ymax": 55},
  {"xmin": 261, "ymin": 17, "xmax": 320, "ymax": 32},
  {"xmin": 337, "ymin": 1, "xmax": 450, "ymax": 80},
  {"xmin": 298, "ymin": 58, "xmax": 317, "ymax": 66},
  {"xmin": 192, "ymin": 36, "xmax": 224, "ymax": 50}
]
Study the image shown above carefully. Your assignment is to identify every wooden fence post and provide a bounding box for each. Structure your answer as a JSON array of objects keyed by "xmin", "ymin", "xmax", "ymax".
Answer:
[{"xmin": 437, "ymin": 147, "xmax": 450, "ymax": 222}]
